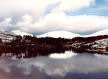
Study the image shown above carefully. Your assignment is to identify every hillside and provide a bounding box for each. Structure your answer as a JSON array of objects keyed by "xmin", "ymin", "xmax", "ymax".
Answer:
[
  {"xmin": 38, "ymin": 29, "xmax": 108, "ymax": 39},
  {"xmin": 11, "ymin": 30, "xmax": 33, "ymax": 36},
  {"xmin": 0, "ymin": 30, "xmax": 33, "ymax": 42},
  {"xmin": 0, "ymin": 29, "xmax": 108, "ymax": 54},
  {"xmin": 38, "ymin": 31, "xmax": 80, "ymax": 39},
  {"xmin": 89, "ymin": 29, "xmax": 108, "ymax": 36},
  {"xmin": 0, "ymin": 32, "xmax": 108, "ymax": 58},
  {"xmin": 71, "ymin": 35, "xmax": 108, "ymax": 54},
  {"xmin": 0, "ymin": 31, "xmax": 16, "ymax": 42}
]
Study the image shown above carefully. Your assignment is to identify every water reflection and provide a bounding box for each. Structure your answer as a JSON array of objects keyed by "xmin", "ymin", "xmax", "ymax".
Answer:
[
  {"xmin": 1, "ymin": 51, "xmax": 108, "ymax": 79},
  {"xmin": 49, "ymin": 51, "xmax": 77, "ymax": 59},
  {"xmin": 1, "ymin": 46, "xmax": 108, "ymax": 59},
  {"xmin": 0, "ymin": 47, "xmax": 69, "ymax": 59},
  {"xmin": 1, "ymin": 46, "xmax": 108, "ymax": 79}
]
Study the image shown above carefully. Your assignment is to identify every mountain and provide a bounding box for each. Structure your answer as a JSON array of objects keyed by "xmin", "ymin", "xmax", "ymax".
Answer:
[
  {"xmin": 38, "ymin": 31, "xmax": 80, "ymax": 39},
  {"xmin": 11, "ymin": 30, "xmax": 33, "ymax": 36},
  {"xmin": 0, "ymin": 31, "xmax": 16, "ymax": 42},
  {"xmin": 89, "ymin": 29, "xmax": 108, "ymax": 36},
  {"xmin": 0, "ymin": 30, "xmax": 33, "ymax": 42},
  {"xmin": 38, "ymin": 29, "xmax": 108, "ymax": 39},
  {"xmin": 0, "ymin": 29, "xmax": 108, "ymax": 42}
]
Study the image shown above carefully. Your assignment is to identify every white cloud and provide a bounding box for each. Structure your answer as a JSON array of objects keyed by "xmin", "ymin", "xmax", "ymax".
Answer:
[
  {"xmin": 52, "ymin": 0, "xmax": 95, "ymax": 13},
  {"xmin": 0, "ymin": 0, "xmax": 104, "ymax": 35},
  {"xmin": 0, "ymin": 0, "xmax": 94, "ymax": 17},
  {"xmin": 0, "ymin": 18, "xmax": 15, "ymax": 31},
  {"xmin": 16, "ymin": 13, "xmax": 108, "ymax": 34},
  {"xmin": 0, "ymin": 0, "xmax": 60, "ymax": 18}
]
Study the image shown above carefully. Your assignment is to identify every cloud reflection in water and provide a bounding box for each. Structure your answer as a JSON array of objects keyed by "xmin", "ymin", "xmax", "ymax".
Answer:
[{"xmin": 0, "ymin": 51, "xmax": 108, "ymax": 78}]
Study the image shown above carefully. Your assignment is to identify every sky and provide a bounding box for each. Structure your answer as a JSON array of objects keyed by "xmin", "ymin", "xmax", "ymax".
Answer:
[{"xmin": 0, "ymin": 0, "xmax": 108, "ymax": 35}]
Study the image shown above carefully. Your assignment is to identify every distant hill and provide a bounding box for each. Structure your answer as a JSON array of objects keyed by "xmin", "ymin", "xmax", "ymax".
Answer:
[
  {"xmin": 90, "ymin": 29, "xmax": 108, "ymax": 36},
  {"xmin": 38, "ymin": 31, "xmax": 80, "ymax": 39},
  {"xmin": 0, "ymin": 31, "xmax": 16, "ymax": 42},
  {"xmin": 11, "ymin": 30, "xmax": 33, "ymax": 36},
  {"xmin": 0, "ymin": 29, "xmax": 108, "ymax": 42},
  {"xmin": 38, "ymin": 29, "xmax": 108, "ymax": 38}
]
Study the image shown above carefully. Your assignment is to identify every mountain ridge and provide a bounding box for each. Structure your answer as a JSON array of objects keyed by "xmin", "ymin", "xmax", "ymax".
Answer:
[
  {"xmin": 38, "ymin": 29, "xmax": 108, "ymax": 38},
  {"xmin": 0, "ymin": 29, "xmax": 108, "ymax": 42},
  {"xmin": 38, "ymin": 31, "xmax": 80, "ymax": 39}
]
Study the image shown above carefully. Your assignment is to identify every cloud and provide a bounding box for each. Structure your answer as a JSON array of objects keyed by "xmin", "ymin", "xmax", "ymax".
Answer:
[
  {"xmin": 0, "ymin": 0, "xmax": 94, "ymax": 18},
  {"xmin": 52, "ymin": 0, "xmax": 95, "ymax": 13},
  {"xmin": 0, "ymin": 18, "xmax": 16, "ymax": 31},
  {"xmin": 0, "ymin": 0, "xmax": 104, "ymax": 35},
  {"xmin": 0, "ymin": 0, "xmax": 60, "ymax": 18},
  {"xmin": 16, "ymin": 13, "xmax": 108, "ymax": 34}
]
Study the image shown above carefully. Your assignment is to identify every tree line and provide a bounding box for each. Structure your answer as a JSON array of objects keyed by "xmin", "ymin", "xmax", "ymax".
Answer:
[{"xmin": 0, "ymin": 35, "xmax": 108, "ymax": 59}]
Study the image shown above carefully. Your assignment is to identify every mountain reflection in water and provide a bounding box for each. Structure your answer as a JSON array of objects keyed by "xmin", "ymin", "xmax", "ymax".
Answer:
[{"xmin": 1, "ymin": 50, "xmax": 108, "ymax": 79}]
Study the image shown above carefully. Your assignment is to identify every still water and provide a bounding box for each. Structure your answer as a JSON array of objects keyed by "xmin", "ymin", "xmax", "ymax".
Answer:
[{"xmin": 0, "ymin": 51, "xmax": 108, "ymax": 79}]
